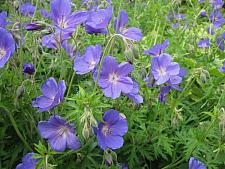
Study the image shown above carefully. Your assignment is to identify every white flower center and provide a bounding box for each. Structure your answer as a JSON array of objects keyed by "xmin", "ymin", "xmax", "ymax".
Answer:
[
  {"xmin": 58, "ymin": 126, "xmax": 69, "ymax": 138},
  {"xmin": 158, "ymin": 67, "xmax": 166, "ymax": 76},
  {"xmin": 201, "ymin": 42, "xmax": 207, "ymax": 48},
  {"xmin": 89, "ymin": 61, "xmax": 96, "ymax": 69},
  {"xmin": 109, "ymin": 73, "xmax": 119, "ymax": 84},
  {"xmin": 102, "ymin": 125, "xmax": 111, "ymax": 136},
  {"xmin": 0, "ymin": 48, "xmax": 6, "ymax": 60}
]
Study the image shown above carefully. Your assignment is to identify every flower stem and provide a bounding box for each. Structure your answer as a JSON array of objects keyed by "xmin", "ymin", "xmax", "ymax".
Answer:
[
  {"xmin": 0, "ymin": 105, "xmax": 33, "ymax": 151},
  {"xmin": 92, "ymin": 34, "xmax": 116, "ymax": 92},
  {"xmin": 66, "ymin": 71, "xmax": 75, "ymax": 97}
]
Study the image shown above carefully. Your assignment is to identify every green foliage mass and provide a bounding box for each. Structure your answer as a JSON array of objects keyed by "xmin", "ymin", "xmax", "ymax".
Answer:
[{"xmin": 0, "ymin": 0, "xmax": 225, "ymax": 169}]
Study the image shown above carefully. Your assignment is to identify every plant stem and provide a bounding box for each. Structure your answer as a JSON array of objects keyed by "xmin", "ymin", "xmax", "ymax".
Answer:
[
  {"xmin": 92, "ymin": 34, "xmax": 116, "ymax": 92},
  {"xmin": 0, "ymin": 105, "xmax": 32, "ymax": 151}
]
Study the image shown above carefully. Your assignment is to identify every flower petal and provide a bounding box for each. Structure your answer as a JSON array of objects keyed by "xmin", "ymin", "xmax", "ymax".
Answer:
[
  {"xmin": 48, "ymin": 133, "xmax": 67, "ymax": 152},
  {"xmin": 103, "ymin": 109, "xmax": 120, "ymax": 124},
  {"xmin": 66, "ymin": 132, "xmax": 81, "ymax": 150},
  {"xmin": 41, "ymin": 77, "xmax": 58, "ymax": 98}
]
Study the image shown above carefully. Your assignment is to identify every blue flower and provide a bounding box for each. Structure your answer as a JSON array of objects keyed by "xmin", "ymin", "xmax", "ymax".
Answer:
[
  {"xmin": 144, "ymin": 39, "xmax": 169, "ymax": 56},
  {"xmin": 0, "ymin": 28, "xmax": 16, "ymax": 68},
  {"xmin": 0, "ymin": 11, "xmax": 11, "ymax": 28},
  {"xmin": 114, "ymin": 10, "xmax": 142, "ymax": 42},
  {"xmin": 197, "ymin": 38, "xmax": 210, "ymax": 48},
  {"xmin": 85, "ymin": 6, "xmax": 113, "ymax": 34},
  {"xmin": 38, "ymin": 115, "xmax": 80, "ymax": 152},
  {"xmin": 95, "ymin": 109, "xmax": 128, "ymax": 150},
  {"xmin": 95, "ymin": 56, "xmax": 134, "ymax": 99},
  {"xmin": 32, "ymin": 77, "xmax": 66, "ymax": 112},
  {"xmin": 74, "ymin": 44, "xmax": 102, "ymax": 74},
  {"xmin": 189, "ymin": 157, "xmax": 206, "ymax": 169},
  {"xmin": 20, "ymin": 2, "xmax": 36, "ymax": 17},
  {"xmin": 16, "ymin": 153, "xmax": 40, "ymax": 169},
  {"xmin": 151, "ymin": 53, "xmax": 180, "ymax": 85},
  {"xmin": 210, "ymin": 10, "xmax": 225, "ymax": 28}
]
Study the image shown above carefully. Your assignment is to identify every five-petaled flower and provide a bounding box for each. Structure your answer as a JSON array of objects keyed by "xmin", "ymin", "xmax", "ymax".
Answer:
[
  {"xmin": 95, "ymin": 56, "xmax": 134, "ymax": 99},
  {"xmin": 42, "ymin": 0, "xmax": 88, "ymax": 48},
  {"xmin": 197, "ymin": 38, "xmax": 210, "ymax": 48},
  {"xmin": 144, "ymin": 39, "xmax": 169, "ymax": 56},
  {"xmin": 20, "ymin": 2, "xmax": 36, "ymax": 17},
  {"xmin": 95, "ymin": 109, "xmax": 128, "ymax": 150},
  {"xmin": 209, "ymin": 10, "xmax": 225, "ymax": 28},
  {"xmin": 38, "ymin": 115, "xmax": 81, "ymax": 152},
  {"xmin": 0, "ymin": 27, "xmax": 16, "ymax": 68},
  {"xmin": 85, "ymin": 6, "xmax": 113, "ymax": 34},
  {"xmin": 114, "ymin": 10, "xmax": 142, "ymax": 42},
  {"xmin": 16, "ymin": 153, "xmax": 40, "ymax": 169},
  {"xmin": 151, "ymin": 53, "xmax": 181, "ymax": 85},
  {"xmin": 189, "ymin": 157, "xmax": 206, "ymax": 169},
  {"xmin": 74, "ymin": 44, "xmax": 102, "ymax": 74},
  {"xmin": 32, "ymin": 77, "xmax": 66, "ymax": 112}
]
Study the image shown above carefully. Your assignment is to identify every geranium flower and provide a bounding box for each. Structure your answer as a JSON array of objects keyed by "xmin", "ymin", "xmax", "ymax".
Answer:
[
  {"xmin": 219, "ymin": 61, "xmax": 225, "ymax": 72},
  {"xmin": 32, "ymin": 77, "xmax": 66, "ymax": 112},
  {"xmin": 151, "ymin": 54, "xmax": 180, "ymax": 85},
  {"xmin": 23, "ymin": 63, "xmax": 35, "ymax": 75},
  {"xmin": 212, "ymin": 0, "xmax": 224, "ymax": 9},
  {"xmin": 41, "ymin": 0, "xmax": 88, "ymax": 48},
  {"xmin": 209, "ymin": 10, "xmax": 225, "ymax": 28},
  {"xmin": 96, "ymin": 56, "xmax": 134, "ymax": 99},
  {"xmin": 38, "ymin": 115, "xmax": 80, "ymax": 152},
  {"xmin": 0, "ymin": 28, "xmax": 16, "ymax": 68},
  {"xmin": 74, "ymin": 44, "xmax": 102, "ymax": 74},
  {"xmin": 16, "ymin": 153, "xmax": 40, "ymax": 169},
  {"xmin": 125, "ymin": 79, "xmax": 143, "ymax": 104},
  {"xmin": 40, "ymin": 8, "xmax": 51, "ymax": 18},
  {"xmin": 197, "ymin": 38, "xmax": 210, "ymax": 48},
  {"xmin": 95, "ymin": 109, "xmax": 128, "ymax": 150},
  {"xmin": 0, "ymin": 12, "xmax": 11, "ymax": 28},
  {"xmin": 41, "ymin": 29, "xmax": 72, "ymax": 49},
  {"xmin": 50, "ymin": 0, "xmax": 88, "ymax": 33},
  {"xmin": 189, "ymin": 157, "xmax": 206, "ymax": 169},
  {"xmin": 114, "ymin": 10, "xmax": 142, "ymax": 42},
  {"xmin": 216, "ymin": 36, "xmax": 224, "ymax": 50},
  {"xmin": 85, "ymin": 6, "xmax": 113, "ymax": 34},
  {"xmin": 20, "ymin": 2, "xmax": 36, "ymax": 17},
  {"xmin": 144, "ymin": 39, "xmax": 169, "ymax": 56}
]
